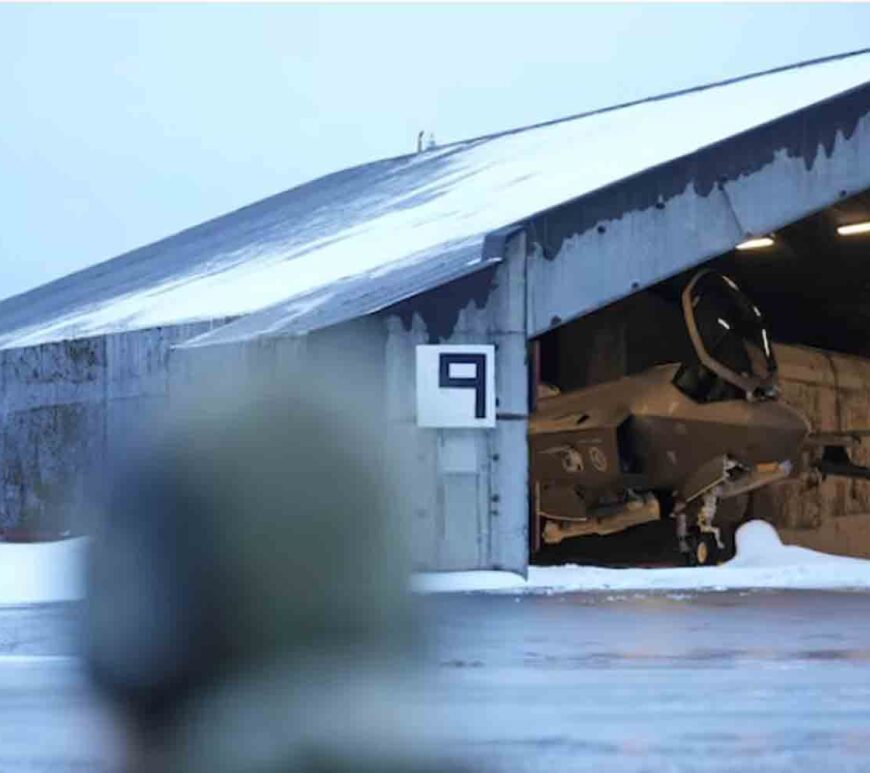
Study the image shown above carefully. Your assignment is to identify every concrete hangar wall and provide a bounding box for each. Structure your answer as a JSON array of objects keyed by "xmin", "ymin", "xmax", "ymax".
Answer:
[{"xmin": 2, "ymin": 51, "xmax": 870, "ymax": 571}]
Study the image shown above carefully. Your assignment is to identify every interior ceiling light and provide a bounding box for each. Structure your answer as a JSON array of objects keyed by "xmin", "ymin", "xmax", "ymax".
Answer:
[
  {"xmin": 736, "ymin": 236, "xmax": 775, "ymax": 251},
  {"xmin": 838, "ymin": 221, "xmax": 870, "ymax": 236}
]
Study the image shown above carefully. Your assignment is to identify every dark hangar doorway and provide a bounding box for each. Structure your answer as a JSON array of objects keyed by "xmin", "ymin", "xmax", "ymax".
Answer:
[{"xmin": 529, "ymin": 189, "xmax": 870, "ymax": 567}]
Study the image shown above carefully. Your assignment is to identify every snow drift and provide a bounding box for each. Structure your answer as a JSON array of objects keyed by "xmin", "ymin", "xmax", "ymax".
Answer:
[
  {"xmin": 0, "ymin": 538, "xmax": 87, "ymax": 605},
  {"xmin": 412, "ymin": 520, "xmax": 870, "ymax": 594},
  {"xmin": 4, "ymin": 521, "xmax": 870, "ymax": 605}
]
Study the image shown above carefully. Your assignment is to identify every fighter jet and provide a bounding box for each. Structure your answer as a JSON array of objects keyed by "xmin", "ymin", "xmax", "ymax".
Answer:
[{"xmin": 530, "ymin": 269, "xmax": 870, "ymax": 565}]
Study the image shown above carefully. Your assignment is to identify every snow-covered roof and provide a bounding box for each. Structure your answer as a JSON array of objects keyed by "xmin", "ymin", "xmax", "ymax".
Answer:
[{"xmin": 2, "ymin": 49, "xmax": 870, "ymax": 351}]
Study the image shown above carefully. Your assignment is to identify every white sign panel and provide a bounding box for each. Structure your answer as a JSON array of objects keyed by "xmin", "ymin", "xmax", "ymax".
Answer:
[{"xmin": 416, "ymin": 345, "xmax": 496, "ymax": 428}]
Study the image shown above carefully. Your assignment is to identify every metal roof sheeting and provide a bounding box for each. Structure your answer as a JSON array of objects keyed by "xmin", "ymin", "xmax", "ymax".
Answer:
[{"xmin": 2, "ymin": 49, "xmax": 870, "ymax": 350}]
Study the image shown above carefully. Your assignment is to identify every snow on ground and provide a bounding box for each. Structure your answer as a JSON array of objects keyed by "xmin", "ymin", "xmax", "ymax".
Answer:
[
  {"xmin": 412, "ymin": 521, "xmax": 870, "ymax": 594},
  {"xmin": 0, "ymin": 539, "xmax": 86, "ymax": 605},
  {"xmin": 4, "ymin": 521, "xmax": 870, "ymax": 605}
]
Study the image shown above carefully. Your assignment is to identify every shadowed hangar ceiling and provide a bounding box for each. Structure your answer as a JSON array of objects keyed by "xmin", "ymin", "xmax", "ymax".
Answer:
[
  {"xmin": 538, "ymin": 188, "xmax": 870, "ymax": 394},
  {"xmin": 708, "ymin": 189, "xmax": 870, "ymax": 358}
]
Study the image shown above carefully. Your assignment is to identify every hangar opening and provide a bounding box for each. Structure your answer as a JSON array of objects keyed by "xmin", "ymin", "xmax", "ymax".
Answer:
[{"xmin": 529, "ymin": 190, "xmax": 870, "ymax": 568}]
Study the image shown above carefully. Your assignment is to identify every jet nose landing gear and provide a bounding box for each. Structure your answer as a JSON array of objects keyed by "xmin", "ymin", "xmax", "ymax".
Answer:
[
  {"xmin": 685, "ymin": 531, "xmax": 721, "ymax": 567},
  {"xmin": 676, "ymin": 492, "xmax": 727, "ymax": 567}
]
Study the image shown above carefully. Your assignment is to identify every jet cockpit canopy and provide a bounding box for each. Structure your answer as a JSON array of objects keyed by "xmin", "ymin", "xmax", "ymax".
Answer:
[{"xmin": 682, "ymin": 270, "xmax": 778, "ymax": 399}]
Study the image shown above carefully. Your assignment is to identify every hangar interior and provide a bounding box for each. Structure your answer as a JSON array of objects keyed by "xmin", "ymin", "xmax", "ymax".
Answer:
[{"xmin": 532, "ymin": 189, "xmax": 870, "ymax": 566}]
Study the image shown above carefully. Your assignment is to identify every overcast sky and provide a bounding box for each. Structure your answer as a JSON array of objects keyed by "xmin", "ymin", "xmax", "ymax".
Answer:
[{"xmin": 1, "ymin": 3, "xmax": 869, "ymax": 302}]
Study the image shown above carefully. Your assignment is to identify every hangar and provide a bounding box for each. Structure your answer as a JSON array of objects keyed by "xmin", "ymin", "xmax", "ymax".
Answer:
[{"xmin": 2, "ymin": 49, "xmax": 870, "ymax": 572}]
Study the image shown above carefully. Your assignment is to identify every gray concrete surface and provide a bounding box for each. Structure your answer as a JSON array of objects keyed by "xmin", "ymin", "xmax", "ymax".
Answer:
[
  {"xmin": 3, "ymin": 590, "xmax": 870, "ymax": 771},
  {"xmin": 424, "ymin": 589, "xmax": 870, "ymax": 772}
]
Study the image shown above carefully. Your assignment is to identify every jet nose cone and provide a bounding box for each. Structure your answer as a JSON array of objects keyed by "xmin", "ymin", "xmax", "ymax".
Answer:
[
  {"xmin": 771, "ymin": 398, "xmax": 812, "ymax": 437},
  {"xmin": 747, "ymin": 398, "xmax": 809, "ymax": 462}
]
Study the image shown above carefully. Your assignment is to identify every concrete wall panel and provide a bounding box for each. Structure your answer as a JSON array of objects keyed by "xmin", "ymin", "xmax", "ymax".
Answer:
[
  {"xmin": 0, "ymin": 319, "xmax": 234, "ymax": 531},
  {"xmin": 0, "ymin": 402, "xmax": 104, "ymax": 530},
  {"xmin": 382, "ymin": 231, "xmax": 529, "ymax": 573},
  {"xmin": 0, "ymin": 338, "xmax": 106, "ymax": 414}
]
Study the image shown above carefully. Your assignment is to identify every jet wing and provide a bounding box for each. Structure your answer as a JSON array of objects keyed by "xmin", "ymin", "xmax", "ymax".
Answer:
[
  {"xmin": 805, "ymin": 430, "xmax": 870, "ymax": 447},
  {"xmin": 804, "ymin": 432, "xmax": 870, "ymax": 480}
]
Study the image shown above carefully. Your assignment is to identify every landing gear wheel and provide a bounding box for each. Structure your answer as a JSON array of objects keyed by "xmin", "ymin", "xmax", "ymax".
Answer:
[{"xmin": 685, "ymin": 532, "xmax": 719, "ymax": 567}]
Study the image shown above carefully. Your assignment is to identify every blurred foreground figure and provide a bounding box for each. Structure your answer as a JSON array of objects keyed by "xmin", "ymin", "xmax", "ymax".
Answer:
[{"xmin": 84, "ymin": 360, "xmax": 461, "ymax": 773}]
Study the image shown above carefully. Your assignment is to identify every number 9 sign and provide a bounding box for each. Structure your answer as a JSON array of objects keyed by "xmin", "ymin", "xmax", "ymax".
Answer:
[{"xmin": 416, "ymin": 345, "xmax": 496, "ymax": 428}]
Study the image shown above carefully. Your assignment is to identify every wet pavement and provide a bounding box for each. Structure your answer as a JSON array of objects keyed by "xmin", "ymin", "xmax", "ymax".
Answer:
[
  {"xmin": 3, "ymin": 590, "xmax": 870, "ymax": 771},
  {"xmin": 422, "ymin": 589, "xmax": 870, "ymax": 772}
]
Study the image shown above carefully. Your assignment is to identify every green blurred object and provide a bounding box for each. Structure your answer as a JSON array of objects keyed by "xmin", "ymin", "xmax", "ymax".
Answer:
[{"xmin": 85, "ymin": 361, "xmax": 459, "ymax": 772}]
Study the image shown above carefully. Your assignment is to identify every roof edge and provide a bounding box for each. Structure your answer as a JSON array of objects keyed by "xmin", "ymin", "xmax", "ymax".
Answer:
[{"xmin": 436, "ymin": 46, "xmax": 870, "ymax": 152}]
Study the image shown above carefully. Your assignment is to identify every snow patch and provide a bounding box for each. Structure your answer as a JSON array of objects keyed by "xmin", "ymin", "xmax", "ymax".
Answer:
[
  {"xmin": 412, "ymin": 521, "xmax": 870, "ymax": 594},
  {"xmin": 4, "ymin": 522, "xmax": 870, "ymax": 605},
  {"xmin": 0, "ymin": 539, "xmax": 87, "ymax": 605}
]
